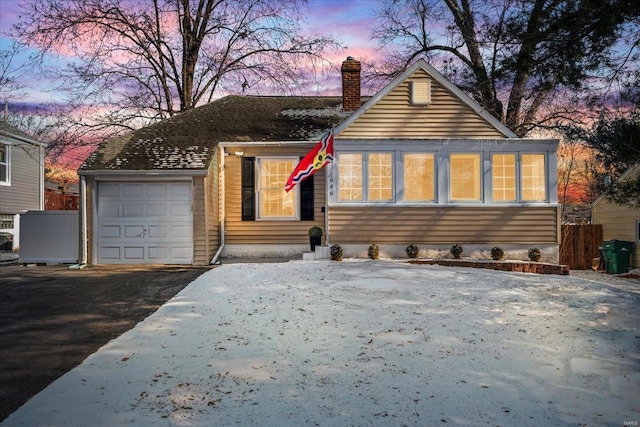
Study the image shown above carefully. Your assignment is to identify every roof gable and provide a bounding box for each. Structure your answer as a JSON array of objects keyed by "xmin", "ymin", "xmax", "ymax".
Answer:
[
  {"xmin": 592, "ymin": 162, "xmax": 640, "ymax": 207},
  {"xmin": 336, "ymin": 59, "xmax": 517, "ymax": 139}
]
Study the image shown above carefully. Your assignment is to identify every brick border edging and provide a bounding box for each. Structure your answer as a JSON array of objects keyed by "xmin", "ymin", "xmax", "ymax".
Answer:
[{"xmin": 408, "ymin": 259, "xmax": 570, "ymax": 275}]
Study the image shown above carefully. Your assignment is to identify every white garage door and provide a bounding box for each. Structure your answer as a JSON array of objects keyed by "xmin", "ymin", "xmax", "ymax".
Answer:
[{"xmin": 96, "ymin": 181, "xmax": 193, "ymax": 264}]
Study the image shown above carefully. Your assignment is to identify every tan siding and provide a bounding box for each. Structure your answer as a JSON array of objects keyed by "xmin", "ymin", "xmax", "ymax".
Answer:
[
  {"xmin": 192, "ymin": 176, "xmax": 207, "ymax": 265},
  {"xmin": 224, "ymin": 146, "xmax": 326, "ymax": 244},
  {"xmin": 328, "ymin": 206, "xmax": 559, "ymax": 245},
  {"xmin": 340, "ymin": 69, "xmax": 505, "ymax": 140},
  {"xmin": 206, "ymin": 153, "xmax": 220, "ymax": 260},
  {"xmin": 592, "ymin": 174, "xmax": 640, "ymax": 268}
]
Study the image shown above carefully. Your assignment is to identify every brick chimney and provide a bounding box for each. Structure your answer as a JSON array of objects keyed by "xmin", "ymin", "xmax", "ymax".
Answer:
[{"xmin": 341, "ymin": 56, "xmax": 361, "ymax": 111}]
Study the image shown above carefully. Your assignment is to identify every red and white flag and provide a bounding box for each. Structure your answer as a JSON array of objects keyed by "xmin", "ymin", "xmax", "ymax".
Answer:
[{"xmin": 284, "ymin": 132, "xmax": 334, "ymax": 192}]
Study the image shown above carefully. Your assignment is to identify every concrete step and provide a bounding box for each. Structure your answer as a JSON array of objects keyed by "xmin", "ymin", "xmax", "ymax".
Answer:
[{"xmin": 303, "ymin": 245, "xmax": 329, "ymax": 260}]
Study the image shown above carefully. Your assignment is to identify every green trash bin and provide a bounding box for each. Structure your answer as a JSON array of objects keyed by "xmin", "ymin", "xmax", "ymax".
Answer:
[{"xmin": 601, "ymin": 240, "xmax": 635, "ymax": 274}]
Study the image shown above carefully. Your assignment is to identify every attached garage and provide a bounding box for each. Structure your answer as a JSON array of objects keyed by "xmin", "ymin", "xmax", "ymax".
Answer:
[{"xmin": 95, "ymin": 181, "xmax": 193, "ymax": 264}]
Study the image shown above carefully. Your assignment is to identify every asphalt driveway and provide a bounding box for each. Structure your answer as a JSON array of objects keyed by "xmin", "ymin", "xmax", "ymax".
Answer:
[{"xmin": 0, "ymin": 263, "xmax": 210, "ymax": 421}]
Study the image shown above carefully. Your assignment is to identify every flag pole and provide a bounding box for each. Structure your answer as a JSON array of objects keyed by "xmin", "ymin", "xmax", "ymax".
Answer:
[{"xmin": 325, "ymin": 128, "xmax": 333, "ymax": 247}]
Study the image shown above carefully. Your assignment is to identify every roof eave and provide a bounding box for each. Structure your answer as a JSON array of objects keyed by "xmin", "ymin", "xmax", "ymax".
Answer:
[{"xmin": 78, "ymin": 169, "xmax": 209, "ymax": 177}]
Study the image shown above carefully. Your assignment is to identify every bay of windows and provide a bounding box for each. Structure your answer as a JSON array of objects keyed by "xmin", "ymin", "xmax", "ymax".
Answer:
[{"xmin": 334, "ymin": 150, "xmax": 548, "ymax": 204}]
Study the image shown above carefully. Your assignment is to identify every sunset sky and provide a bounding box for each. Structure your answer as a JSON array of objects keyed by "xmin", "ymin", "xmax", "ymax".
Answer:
[{"xmin": 0, "ymin": 0, "xmax": 385, "ymax": 107}]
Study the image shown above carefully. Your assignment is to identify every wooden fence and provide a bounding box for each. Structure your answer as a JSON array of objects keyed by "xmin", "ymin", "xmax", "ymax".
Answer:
[
  {"xmin": 559, "ymin": 224, "xmax": 603, "ymax": 270},
  {"xmin": 45, "ymin": 190, "xmax": 79, "ymax": 210}
]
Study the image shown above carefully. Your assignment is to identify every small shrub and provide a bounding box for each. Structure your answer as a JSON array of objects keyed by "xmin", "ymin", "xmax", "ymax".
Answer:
[
  {"xmin": 528, "ymin": 247, "xmax": 541, "ymax": 262},
  {"xmin": 450, "ymin": 244, "xmax": 463, "ymax": 259},
  {"xmin": 308, "ymin": 226, "xmax": 323, "ymax": 237},
  {"xmin": 490, "ymin": 246, "xmax": 505, "ymax": 261},
  {"xmin": 330, "ymin": 244, "xmax": 343, "ymax": 261},
  {"xmin": 368, "ymin": 243, "xmax": 379, "ymax": 260},
  {"xmin": 406, "ymin": 243, "xmax": 419, "ymax": 259}
]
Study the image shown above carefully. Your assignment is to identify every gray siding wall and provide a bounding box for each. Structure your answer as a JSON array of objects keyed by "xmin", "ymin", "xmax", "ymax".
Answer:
[{"xmin": 0, "ymin": 142, "xmax": 43, "ymax": 213}]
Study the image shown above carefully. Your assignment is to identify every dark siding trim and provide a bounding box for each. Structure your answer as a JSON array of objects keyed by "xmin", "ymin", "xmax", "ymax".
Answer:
[
  {"xmin": 241, "ymin": 157, "xmax": 255, "ymax": 221},
  {"xmin": 300, "ymin": 175, "xmax": 314, "ymax": 220}
]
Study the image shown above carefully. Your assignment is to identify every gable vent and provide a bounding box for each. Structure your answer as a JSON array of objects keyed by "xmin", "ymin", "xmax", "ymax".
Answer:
[{"xmin": 411, "ymin": 79, "xmax": 431, "ymax": 105}]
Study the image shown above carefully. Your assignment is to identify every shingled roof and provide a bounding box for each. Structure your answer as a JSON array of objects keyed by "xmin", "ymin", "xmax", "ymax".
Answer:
[
  {"xmin": 0, "ymin": 121, "xmax": 45, "ymax": 146},
  {"xmin": 80, "ymin": 95, "xmax": 353, "ymax": 172}
]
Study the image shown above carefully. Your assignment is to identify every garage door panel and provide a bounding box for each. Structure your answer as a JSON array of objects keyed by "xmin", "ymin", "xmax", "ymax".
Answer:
[
  {"xmin": 171, "ymin": 184, "xmax": 192, "ymax": 199},
  {"xmin": 147, "ymin": 204, "xmax": 168, "ymax": 217},
  {"xmin": 98, "ymin": 203, "xmax": 120, "ymax": 217},
  {"xmin": 100, "ymin": 247, "xmax": 121, "ymax": 259},
  {"xmin": 171, "ymin": 204, "xmax": 191, "ymax": 217},
  {"xmin": 147, "ymin": 184, "xmax": 169, "ymax": 197},
  {"xmin": 171, "ymin": 225, "xmax": 192, "ymax": 239},
  {"xmin": 123, "ymin": 184, "xmax": 144, "ymax": 197},
  {"xmin": 123, "ymin": 247, "xmax": 145, "ymax": 259},
  {"xmin": 124, "ymin": 225, "xmax": 146, "ymax": 238},
  {"xmin": 100, "ymin": 183, "xmax": 120, "ymax": 197},
  {"xmin": 123, "ymin": 205, "xmax": 144, "ymax": 217},
  {"xmin": 97, "ymin": 182, "xmax": 193, "ymax": 264},
  {"xmin": 100, "ymin": 226, "xmax": 121, "ymax": 238},
  {"xmin": 148, "ymin": 225, "xmax": 167, "ymax": 238}
]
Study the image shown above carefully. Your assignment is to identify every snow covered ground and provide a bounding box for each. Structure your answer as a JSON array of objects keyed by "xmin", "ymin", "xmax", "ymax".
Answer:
[{"xmin": 3, "ymin": 260, "xmax": 639, "ymax": 426}]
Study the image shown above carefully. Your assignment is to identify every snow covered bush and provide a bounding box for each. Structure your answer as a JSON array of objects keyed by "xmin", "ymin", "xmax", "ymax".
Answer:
[
  {"xmin": 490, "ymin": 246, "xmax": 505, "ymax": 261},
  {"xmin": 330, "ymin": 244, "xmax": 343, "ymax": 261},
  {"xmin": 528, "ymin": 247, "xmax": 541, "ymax": 262},
  {"xmin": 406, "ymin": 243, "xmax": 419, "ymax": 259},
  {"xmin": 368, "ymin": 243, "xmax": 379, "ymax": 260},
  {"xmin": 450, "ymin": 244, "xmax": 463, "ymax": 259}
]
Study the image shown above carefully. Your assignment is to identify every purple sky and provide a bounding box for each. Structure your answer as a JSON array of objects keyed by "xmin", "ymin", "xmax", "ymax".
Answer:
[{"xmin": 0, "ymin": 0, "xmax": 384, "ymax": 105}]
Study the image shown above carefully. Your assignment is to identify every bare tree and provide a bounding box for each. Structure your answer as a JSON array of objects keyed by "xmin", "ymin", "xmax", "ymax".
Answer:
[
  {"xmin": 15, "ymin": 0, "xmax": 341, "ymax": 129},
  {"xmin": 0, "ymin": 40, "xmax": 31, "ymax": 104},
  {"xmin": 370, "ymin": 0, "xmax": 640, "ymax": 136}
]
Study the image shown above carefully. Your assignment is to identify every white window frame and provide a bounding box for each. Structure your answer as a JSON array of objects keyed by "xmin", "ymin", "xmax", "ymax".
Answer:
[
  {"xmin": 0, "ymin": 143, "xmax": 10, "ymax": 186},
  {"xmin": 336, "ymin": 151, "xmax": 395, "ymax": 204},
  {"xmin": 449, "ymin": 152, "xmax": 482, "ymax": 203},
  {"xmin": 256, "ymin": 156, "xmax": 299, "ymax": 220},
  {"xmin": 520, "ymin": 153, "xmax": 548, "ymax": 202},
  {"xmin": 401, "ymin": 151, "xmax": 436, "ymax": 203},
  {"xmin": 490, "ymin": 153, "xmax": 518, "ymax": 203}
]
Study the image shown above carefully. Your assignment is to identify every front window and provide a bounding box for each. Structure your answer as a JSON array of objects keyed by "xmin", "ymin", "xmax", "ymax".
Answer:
[
  {"xmin": 492, "ymin": 153, "xmax": 516, "ymax": 202},
  {"xmin": 0, "ymin": 144, "xmax": 8, "ymax": 185},
  {"xmin": 338, "ymin": 153, "xmax": 363, "ymax": 201},
  {"xmin": 404, "ymin": 153, "xmax": 435, "ymax": 201},
  {"xmin": 257, "ymin": 158, "xmax": 297, "ymax": 218},
  {"xmin": 450, "ymin": 153, "xmax": 481, "ymax": 201},
  {"xmin": 368, "ymin": 153, "xmax": 393, "ymax": 201},
  {"xmin": 522, "ymin": 154, "xmax": 546, "ymax": 201}
]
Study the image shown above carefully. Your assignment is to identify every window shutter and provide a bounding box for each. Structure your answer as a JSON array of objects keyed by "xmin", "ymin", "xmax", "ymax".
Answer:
[
  {"xmin": 241, "ymin": 157, "xmax": 255, "ymax": 221},
  {"xmin": 300, "ymin": 175, "xmax": 314, "ymax": 220}
]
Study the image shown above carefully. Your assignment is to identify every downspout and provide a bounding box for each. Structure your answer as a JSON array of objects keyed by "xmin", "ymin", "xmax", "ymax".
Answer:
[
  {"xmin": 210, "ymin": 145, "xmax": 225, "ymax": 264},
  {"xmin": 79, "ymin": 176, "xmax": 87, "ymax": 264},
  {"xmin": 39, "ymin": 144, "xmax": 44, "ymax": 210}
]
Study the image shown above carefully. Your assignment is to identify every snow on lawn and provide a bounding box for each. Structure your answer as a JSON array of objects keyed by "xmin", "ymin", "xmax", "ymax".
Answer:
[{"xmin": 3, "ymin": 260, "xmax": 639, "ymax": 426}]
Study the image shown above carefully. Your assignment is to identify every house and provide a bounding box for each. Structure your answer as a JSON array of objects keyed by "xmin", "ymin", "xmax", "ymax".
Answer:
[
  {"xmin": 0, "ymin": 122, "xmax": 46, "ymax": 250},
  {"xmin": 78, "ymin": 58, "xmax": 560, "ymax": 265},
  {"xmin": 592, "ymin": 163, "xmax": 640, "ymax": 269}
]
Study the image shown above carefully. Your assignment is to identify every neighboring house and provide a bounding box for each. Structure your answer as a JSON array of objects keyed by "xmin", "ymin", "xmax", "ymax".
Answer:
[
  {"xmin": 592, "ymin": 163, "xmax": 640, "ymax": 269},
  {"xmin": 78, "ymin": 57, "xmax": 559, "ymax": 265},
  {"xmin": 0, "ymin": 122, "xmax": 46, "ymax": 250}
]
